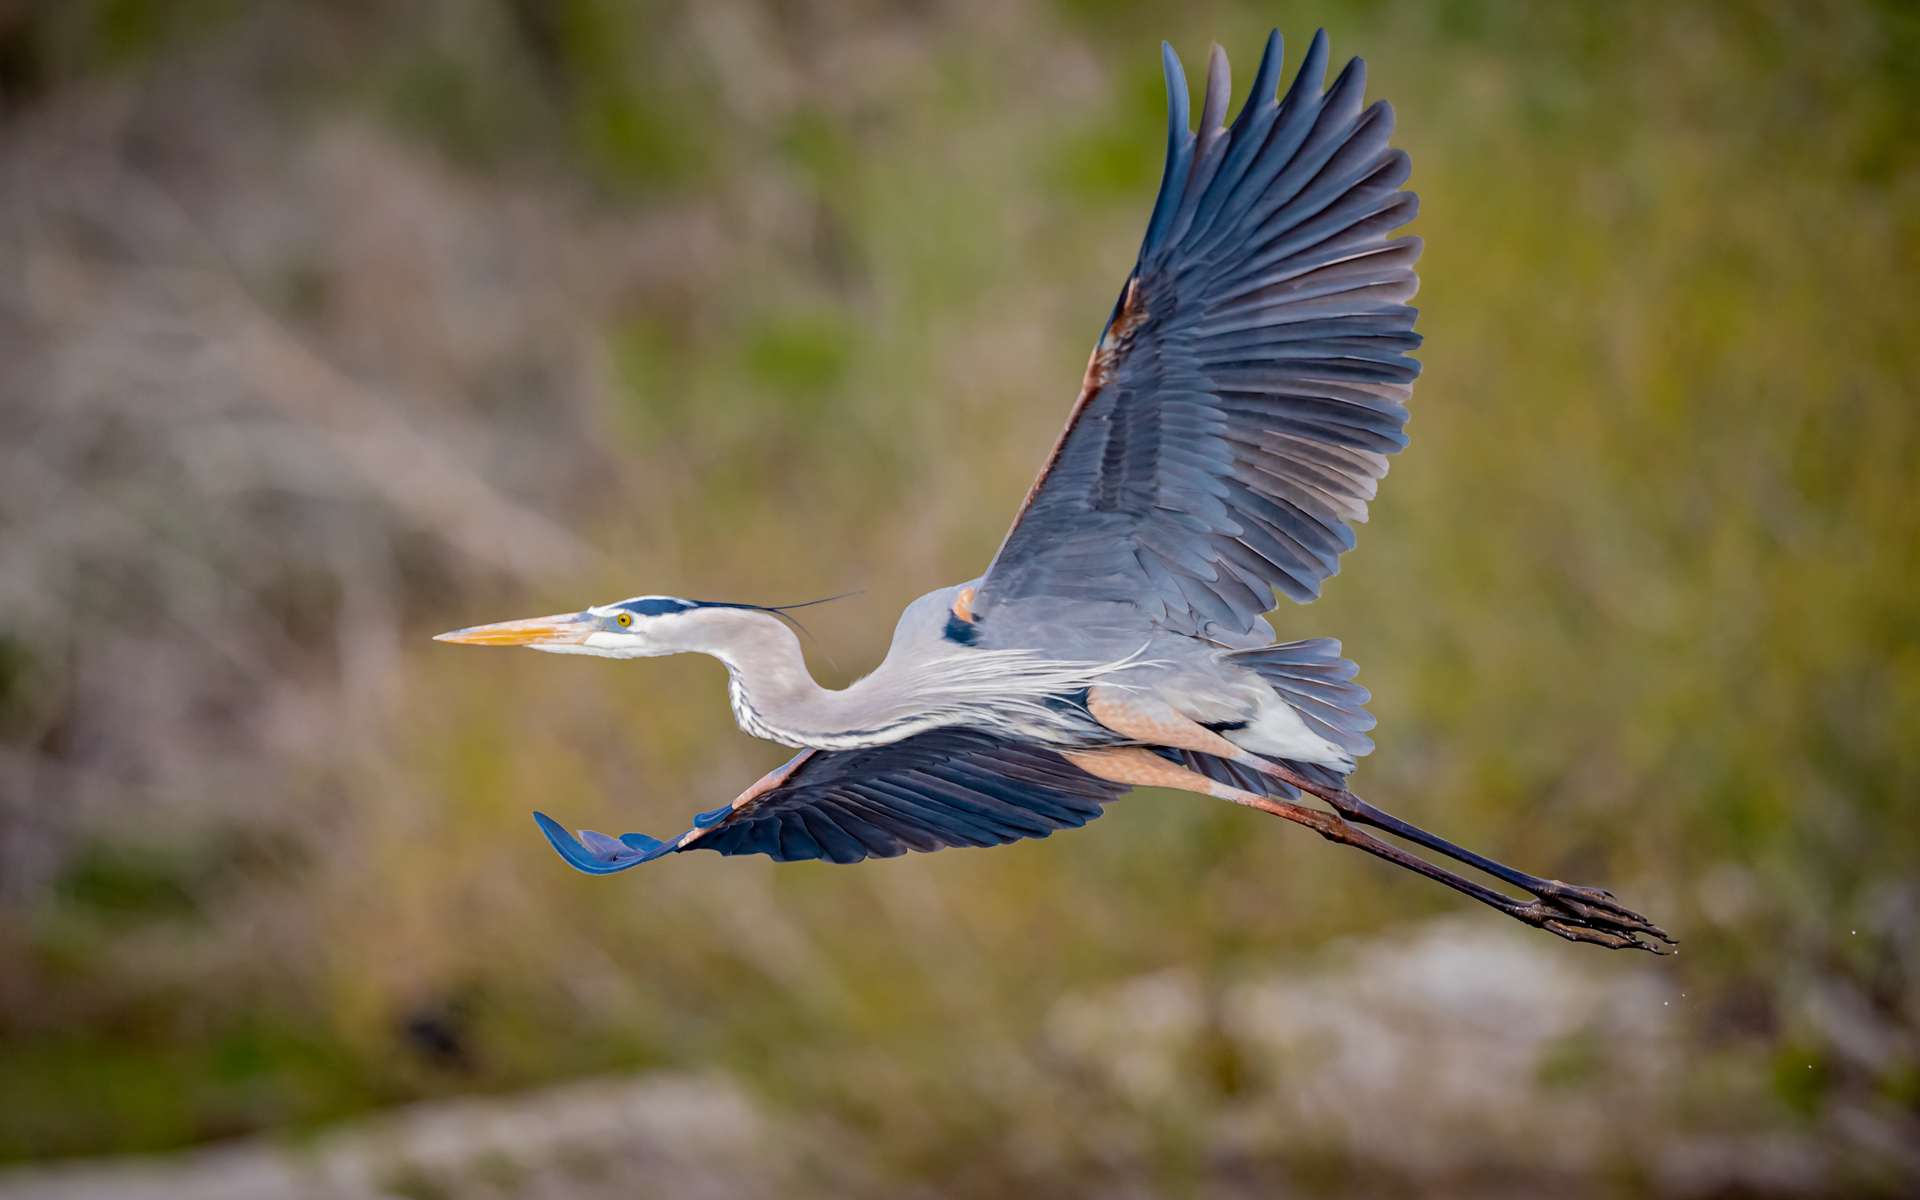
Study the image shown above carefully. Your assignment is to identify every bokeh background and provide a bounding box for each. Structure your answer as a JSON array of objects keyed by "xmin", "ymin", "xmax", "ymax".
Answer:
[{"xmin": 2, "ymin": 1, "xmax": 1916, "ymax": 1196}]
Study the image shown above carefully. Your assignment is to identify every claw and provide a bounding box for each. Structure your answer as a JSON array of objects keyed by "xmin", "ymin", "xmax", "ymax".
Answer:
[
  {"xmin": 1519, "ymin": 886, "xmax": 1675, "ymax": 953},
  {"xmin": 1500, "ymin": 874, "xmax": 1675, "ymax": 949},
  {"xmin": 1540, "ymin": 918, "xmax": 1631, "ymax": 950},
  {"xmin": 1540, "ymin": 916, "xmax": 1651, "ymax": 953}
]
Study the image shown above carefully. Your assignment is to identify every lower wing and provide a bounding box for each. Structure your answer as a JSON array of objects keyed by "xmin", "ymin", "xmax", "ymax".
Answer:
[{"xmin": 534, "ymin": 728, "xmax": 1125, "ymax": 872}]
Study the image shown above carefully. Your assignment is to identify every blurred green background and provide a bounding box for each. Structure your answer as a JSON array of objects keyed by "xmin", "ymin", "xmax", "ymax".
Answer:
[{"xmin": 1, "ymin": 1, "xmax": 1916, "ymax": 1196}]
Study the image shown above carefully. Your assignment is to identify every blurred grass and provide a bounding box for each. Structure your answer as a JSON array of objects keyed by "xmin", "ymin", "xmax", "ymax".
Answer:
[{"xmin": 1, "ymin": 0, "xmax": 1917, "ymax": 1193}]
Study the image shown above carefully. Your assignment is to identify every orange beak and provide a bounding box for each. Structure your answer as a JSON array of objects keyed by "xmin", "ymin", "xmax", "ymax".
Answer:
[{"xmin": 433, "ymin": 611, "xmax": 595, "ymax": 648}]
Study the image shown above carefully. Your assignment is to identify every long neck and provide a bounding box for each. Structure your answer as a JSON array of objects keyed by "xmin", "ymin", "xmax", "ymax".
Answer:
[
  {"xmin": 670, "ymin": 606, "xmax": 1132, "ymax": 751},
  {"xmin": 676, "ymin": 609, "xmax": 908, "ymax": 749}
]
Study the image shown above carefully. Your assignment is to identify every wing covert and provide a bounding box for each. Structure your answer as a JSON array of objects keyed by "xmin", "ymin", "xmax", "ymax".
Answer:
[{"xmin": 975, "ymin": 30, "xmax": 1422, "ymax": 641}]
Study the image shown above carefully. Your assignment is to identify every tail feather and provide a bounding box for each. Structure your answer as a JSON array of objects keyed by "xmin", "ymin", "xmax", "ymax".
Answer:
[{"xmin": 1227, "ymin": 639, "xmax": 1376, "ymax": 761}]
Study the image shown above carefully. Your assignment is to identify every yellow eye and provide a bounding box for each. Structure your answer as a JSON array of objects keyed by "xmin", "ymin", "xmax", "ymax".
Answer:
[{"xmin": 616, "ymin": 612, "xmax": 632, "ymax": 628}]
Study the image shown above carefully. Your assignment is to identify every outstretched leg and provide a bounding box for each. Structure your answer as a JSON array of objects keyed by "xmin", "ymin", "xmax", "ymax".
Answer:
[
  {"xmin": 1062, "ymin": 746, "xmax": 1672, "ymax": 953},
  {"xmin": 1249, "ymin": 760, "xmax": 1670, "ymax": 945}
]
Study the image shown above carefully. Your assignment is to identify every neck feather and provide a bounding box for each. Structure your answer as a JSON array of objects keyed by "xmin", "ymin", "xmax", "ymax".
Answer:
[
  {"xmin": 677, "ymin": 609, "xmax": 889, "ymax": 749},
  {"xmin": 673, "ymin": 608, "xmax": 1136, "ymax": 751}
]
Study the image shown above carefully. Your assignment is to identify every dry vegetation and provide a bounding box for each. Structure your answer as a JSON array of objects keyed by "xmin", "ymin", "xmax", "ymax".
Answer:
[{"xmin": 1, "ymin": 1, "xmax": 1916, "ymax": 1196}]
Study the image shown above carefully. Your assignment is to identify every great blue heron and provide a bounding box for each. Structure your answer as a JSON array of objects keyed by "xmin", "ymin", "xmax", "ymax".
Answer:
[{"xmin": 438, "ymin": 31, "xmax": 1672, "ymax": 952}]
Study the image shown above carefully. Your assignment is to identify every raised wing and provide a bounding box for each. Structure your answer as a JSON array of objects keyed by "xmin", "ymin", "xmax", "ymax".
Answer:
[
  {"xmin": 975, "ymin": 31, "xmax": 1421, "ymax": 641},
  {"xmin": 533, "ymin": 729, "xmax": 1123, "ymax": 872}
]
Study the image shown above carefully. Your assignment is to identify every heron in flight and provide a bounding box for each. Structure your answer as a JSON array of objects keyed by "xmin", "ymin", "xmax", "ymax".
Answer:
[{"xmin": 438, "ymin": 31, "xmax": 1671, "ymax": 952}]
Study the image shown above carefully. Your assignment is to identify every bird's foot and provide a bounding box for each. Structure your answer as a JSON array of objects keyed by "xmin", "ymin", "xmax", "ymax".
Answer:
[{"xmin": 1510, "ymin": 879, "xmax": 1675, "ymax": 953}]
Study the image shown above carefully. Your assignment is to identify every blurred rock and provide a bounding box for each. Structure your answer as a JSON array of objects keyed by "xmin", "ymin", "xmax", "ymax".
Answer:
[
  {"xmin": 0, "ymin": 1072, "xmax": 812, "ymax": 1200},
  {"xmin": 1047, "ymin": 917, "xmax": 1852, "ymax": 1195}
]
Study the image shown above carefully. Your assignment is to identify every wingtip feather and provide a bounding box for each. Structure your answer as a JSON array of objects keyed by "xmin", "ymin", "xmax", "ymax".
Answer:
[
  {"xmin": 533, "ymin": 810, "xmax": 670, "ymax": 875},
  {"xmin": 1161, "ymin": 41, "xmax": 1189, "ymax": 129},
  {"xmin": 1202, "ymin": 43, "xmax": 1231, "ymax": 130},
  {"xmin": 1252, "ymin": 28, "xmax": 1284, "ymax": 104}
]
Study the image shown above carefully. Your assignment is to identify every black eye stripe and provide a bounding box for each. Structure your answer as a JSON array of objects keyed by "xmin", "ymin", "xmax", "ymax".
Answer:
[{"xmin": 619, "ymin": 597, "xmax": 693, "ymax": 617}]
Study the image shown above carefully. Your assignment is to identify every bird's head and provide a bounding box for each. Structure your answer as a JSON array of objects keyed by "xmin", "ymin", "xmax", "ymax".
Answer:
[
  {"xmin": 434, "ymin": 595, "xmax": 738, "ymax": 659},
  {"xmin": 435, "ymin": 592, "xmax": 849, "ymax": 659}
]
